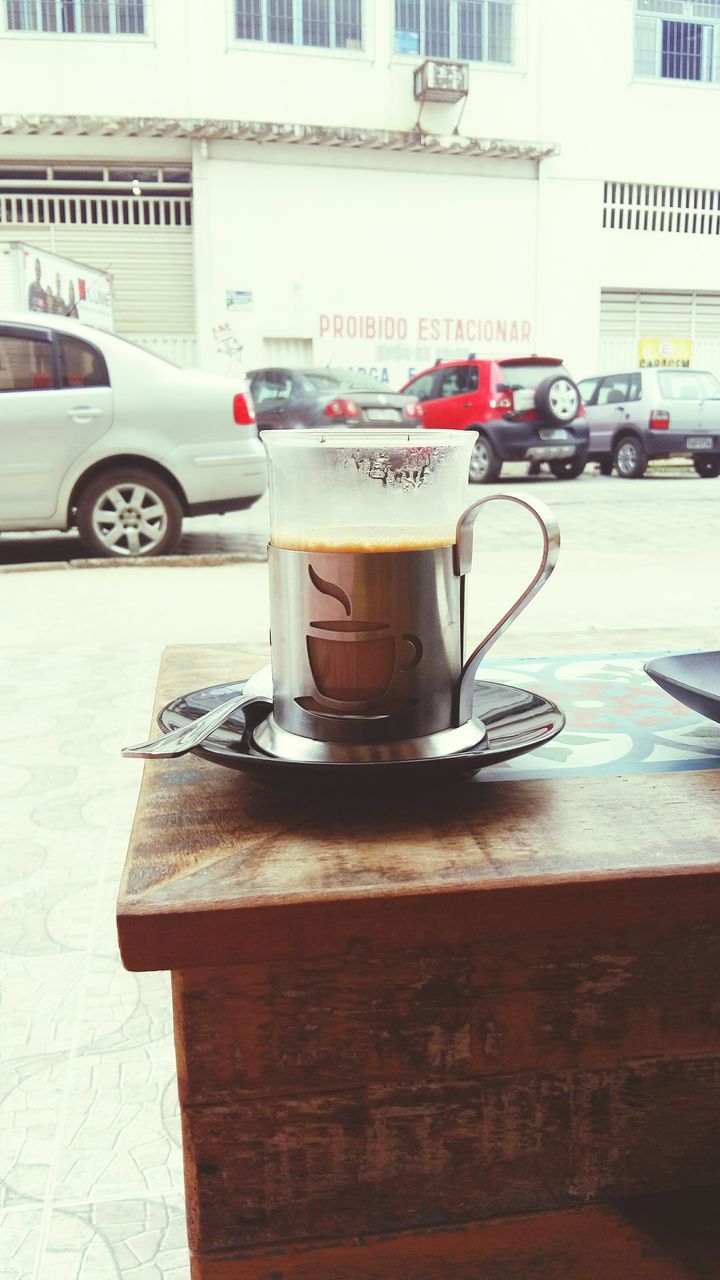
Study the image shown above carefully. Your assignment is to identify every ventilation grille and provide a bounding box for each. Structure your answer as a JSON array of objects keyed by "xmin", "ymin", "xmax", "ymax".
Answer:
[
  {"xmin": 603, "ymin": 181, "xmax": 720, "ymax": 234},
  {"xmin": 0, "ymin": 192, "xmax": 191, "ymax": 228}
]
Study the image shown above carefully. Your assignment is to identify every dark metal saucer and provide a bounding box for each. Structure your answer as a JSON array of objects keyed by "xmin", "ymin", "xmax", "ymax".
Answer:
[
  {"xmin": 645, "ymin": 651, "xmax": 720, "ymax": 724},
  {"xmin": 157, "ymin": 678, "xmax": 565, "ymax": 786}
]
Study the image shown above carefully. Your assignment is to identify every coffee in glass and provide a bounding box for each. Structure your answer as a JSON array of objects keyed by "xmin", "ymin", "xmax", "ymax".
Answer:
[{"xmin": 259, "ymin": 430, "xmax": 559, "ymax": 763}]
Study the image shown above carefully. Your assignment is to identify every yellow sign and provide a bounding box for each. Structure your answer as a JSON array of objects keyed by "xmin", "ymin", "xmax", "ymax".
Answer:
[{"xmin": 638, "ymin": 338, "xmax": 692, "ymax": 368}]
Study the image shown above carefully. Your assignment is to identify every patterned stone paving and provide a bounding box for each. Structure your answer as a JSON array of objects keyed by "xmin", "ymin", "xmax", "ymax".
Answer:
[{"xmin": 0, "ymin": 644, "xmax": 189, "ymax": 1278}]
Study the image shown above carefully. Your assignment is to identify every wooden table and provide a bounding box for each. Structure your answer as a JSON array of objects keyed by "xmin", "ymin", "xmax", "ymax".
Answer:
[{"xmin": 117, "ymin": 630, "xmax": 720, "ymax": 1279}]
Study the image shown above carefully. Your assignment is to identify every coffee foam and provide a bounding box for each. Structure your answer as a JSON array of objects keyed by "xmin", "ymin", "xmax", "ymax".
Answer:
[{"xmin": 271, "ymin": 526, "xmax": 454, "ymax": 553}]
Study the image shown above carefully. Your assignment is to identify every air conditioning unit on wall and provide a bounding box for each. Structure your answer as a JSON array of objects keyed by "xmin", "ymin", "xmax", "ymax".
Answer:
[{"xmin": 413, "ymin": 59, "xmax": 469, "ymax": 104}]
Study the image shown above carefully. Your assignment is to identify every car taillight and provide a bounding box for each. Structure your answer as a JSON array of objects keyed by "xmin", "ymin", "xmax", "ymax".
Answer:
[
  {"xmin": 649, "ymin": 409, "xmax": 670, "ymax": 430},
  {"xmin": 576, "ymin": 402, "xmax": 586, "ymax": 418},
  {"xmin": 233, "ymin": 391, "xmax": 255, "ymax": 425},
  {"xmin": 490, "ymin": 393, "xmax": 513, "ymax": 410},
  {"xmin": 325, "ymin": 398, "xmax": 360, "ymax": 419},
  {"xmin": 405, "ymin": 398, "xmax": 423, "ymax": 419}
]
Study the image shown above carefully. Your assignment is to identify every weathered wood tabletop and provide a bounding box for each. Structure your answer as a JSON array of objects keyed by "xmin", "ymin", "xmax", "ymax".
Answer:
[
  {"xmin": 118, "ymin": 627, "xmax": 720, "ymax": 974},
  {"xmin": 117, "ymin": 628, "xmax": 720, "ymax": 1278}
]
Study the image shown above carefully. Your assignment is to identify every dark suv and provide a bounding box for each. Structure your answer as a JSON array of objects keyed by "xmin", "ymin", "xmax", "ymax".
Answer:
[{"xmin": 401, "ymin": 356, "xmax": 588, "ymax": 483}]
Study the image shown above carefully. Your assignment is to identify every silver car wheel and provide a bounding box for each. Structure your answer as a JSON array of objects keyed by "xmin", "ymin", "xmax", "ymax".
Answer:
[
  {"xmin": 547, "ymin": 378, "xmax": 580, "ymax": 421},
  {"xmin": 616, "ymin": 440, "xmax": 638, "ymax": 475},
  {"xmin": 468, "ymin": 434, "xmax": 501, "ymax": 484},
  {"xmin": 91, "ymin": 482, "xmax": 169, "ymax": 556},
  {"xmin": 469, "ymin": 438, "xmax": 489, "ymax": 481}
]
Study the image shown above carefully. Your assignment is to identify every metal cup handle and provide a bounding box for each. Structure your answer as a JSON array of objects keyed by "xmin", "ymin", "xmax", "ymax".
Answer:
[{"xmin": 452, "ymin": 493, "xmax": 561, "ymax": 724}]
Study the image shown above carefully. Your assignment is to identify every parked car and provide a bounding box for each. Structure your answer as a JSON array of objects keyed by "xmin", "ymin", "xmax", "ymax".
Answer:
[
  {"xmin": 248, "ymin": 366, "xmax": 423, "ymax": 431},
  {"xmin": 400, "ymin": 355, "xmax": 588, "ymax": 483},
  {"xmin": 0, "ymin": 314, "xmax": 266, "ymax": 557},
  {"xmin": 578, "ymin": 367, "xmax": 720, "ymax": 478}
]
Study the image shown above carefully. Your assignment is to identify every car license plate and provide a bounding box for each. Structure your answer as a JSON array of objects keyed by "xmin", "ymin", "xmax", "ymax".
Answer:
[
  {"xmin": 687, "ymin": 436, "xmax": 713, "ymax": 449},
  {"xmin": 367, "ymin": 408, "xmax": 400, "ymax": 421},
  {"xmin": 526, "ymin": 445, "xmax": 574, "ymax": 460},
  {"xmin": 539, "ymin": 428, "xmax": 569, "ymax": 441}
]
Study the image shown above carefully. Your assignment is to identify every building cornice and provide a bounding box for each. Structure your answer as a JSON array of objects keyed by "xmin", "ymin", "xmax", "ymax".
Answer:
[{"xmin": 0, "ymin": 114, "xmax": 559, "ymax": 161}]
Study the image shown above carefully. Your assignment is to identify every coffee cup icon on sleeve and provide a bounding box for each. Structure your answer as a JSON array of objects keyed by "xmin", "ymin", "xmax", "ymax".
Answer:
[{"xmin": 306, "ymin": 564, "xmax": 422, "ymax": 705}]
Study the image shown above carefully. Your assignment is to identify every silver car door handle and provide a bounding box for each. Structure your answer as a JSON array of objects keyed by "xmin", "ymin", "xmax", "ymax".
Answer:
[
  {"xmin": 68, "ymin": 407, "xmax": 103, "ymax": 421},
  {"xmin": 614, "ymin": 406, "xmax": 626, "ymax": 412}
]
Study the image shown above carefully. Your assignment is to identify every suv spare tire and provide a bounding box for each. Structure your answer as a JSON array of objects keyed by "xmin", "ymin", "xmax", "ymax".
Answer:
[{"xmin": 534, "ymin": 374, "xmax": 581, "ymax": 426}]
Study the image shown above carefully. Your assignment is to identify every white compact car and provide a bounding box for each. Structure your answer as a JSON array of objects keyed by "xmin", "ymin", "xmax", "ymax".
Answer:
[{"xmin": 0, "ymin": 314, "xmax": 267, "ymax": 557}]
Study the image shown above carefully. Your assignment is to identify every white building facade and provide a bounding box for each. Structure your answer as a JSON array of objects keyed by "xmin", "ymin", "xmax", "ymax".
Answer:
[{"xmin": 2, "ymin": 0, "xmax": 720, "ymax": 383}]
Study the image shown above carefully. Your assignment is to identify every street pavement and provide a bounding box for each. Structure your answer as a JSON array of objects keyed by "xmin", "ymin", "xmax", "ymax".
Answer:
[{"xmin": 2, "ymin": 464, "xmax": 719, "ymax": 1277}]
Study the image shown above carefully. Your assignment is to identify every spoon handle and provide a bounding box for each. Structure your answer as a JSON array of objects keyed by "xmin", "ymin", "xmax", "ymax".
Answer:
[{"xmin": 122, "ymin": 693, "xmax": 272, "ymax": 759}]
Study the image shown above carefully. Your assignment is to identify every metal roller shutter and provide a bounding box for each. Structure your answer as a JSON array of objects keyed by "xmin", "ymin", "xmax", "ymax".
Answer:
[
  {"xmin": 0, "ymin": 186, "xmax": 193, "ymax": 337},
  {"xmin": 600, "ymin": 289, "xmax": 720, "ymax": 372}
]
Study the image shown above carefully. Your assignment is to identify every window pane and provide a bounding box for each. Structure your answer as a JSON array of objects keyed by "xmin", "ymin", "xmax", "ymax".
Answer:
[
  {"xmin": 40, "ymin": 0, "xmax": 57, "ymax": 25},
  {"xmin": 335, "ymin": 0, "xmax": 361, "ymax": 47},
  {"xmin": 395, "ymin": 0, "xmax": 421, "ymax": 53},
  {"xmin": 637, "ymin": 0, "xmax": 683, "ymax": 13},
  {"xmin": 303, "ymin": 0, "xmax": 330, "ymax": 47},
  {"xmin": 236, "ymin": 0, "xmax": 262, "ymax": 39},
  {"xmin": 458, "ymin": 0, "xmax": 483, "ymax": 60},
  {"xmin": 635, "ymin": 13, "xmax": 659, "ymax": 73},
  {"xmin": 0, "ymin": 335, "xmax": 55, "ymax": 393},
  {"xmin": 488, "ymin": 0, "xmax": 512, "ymax": 61},
  {"xmin": 425, "ymin": 0, "xmax": 450, "ymax": 56},
  {"xmin": 57, "ymin": 337, "xmax": 109, "ymax": 388},
  {"xmin": 662, "ymin": 19, "xmax": 704, "ymax": 78},
  {"xmin": 6, "ymin": 1, "xmax": 38, "ymax": 30},
  {"xmin": 597, "ymin": 376, "xmax": 631, "ymax": 405},
  {"xmin": 80, "ymin": 1, "xmax": 111, "ymax": 32},
  {"xmin": 404, "ymin": 372, "xmax": 435, "ymax": 400},
  {"xmin": 438, "ymin": 368, "xmax": 464, "ymax": 397},
  {"xmin": 267, "ymin": 0, "xmax": 293, "ymax": 42},
  {"xmin": 117, "ymin": 0, "xmax": 144, "ymax": 33}
]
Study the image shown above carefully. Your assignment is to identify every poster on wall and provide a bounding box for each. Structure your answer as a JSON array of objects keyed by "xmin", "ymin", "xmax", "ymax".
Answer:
[
  {"xmin": 226, "ymin": 290, "xmax": 254, "ymax": 311},
  {"xmin": 638, "ymin": 338, "xmax": 692, "ymax": 368},
  {"xmin": 22, "ymin": 244, "xmax": 114, "ymax": 331}
]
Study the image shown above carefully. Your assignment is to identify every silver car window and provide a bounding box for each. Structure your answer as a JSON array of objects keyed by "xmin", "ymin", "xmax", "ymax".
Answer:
[
  {"xmin": 597, "ymin": 375, "xmax": 631, "ymax": 405},
  {"xmin": 578, "ymin": 377, "xmax": 600, "ymax": 404},
  {"xmin": 404, "ymin": 372, "xmax": 436, "ymax": 402},
  {"xmin": 57, "ymin": 336, "xmax": 109, "ymax": 389},
  {"xmin": 0, "ymin": 333, "xmax": 55, "ymax": 393},
  {"xmin": 657, "ymin": 370, "xmax": 720, "ymax": 400}
]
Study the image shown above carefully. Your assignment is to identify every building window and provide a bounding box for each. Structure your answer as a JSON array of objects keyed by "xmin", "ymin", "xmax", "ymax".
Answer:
[
  {"xmin": 394, "ymin": 0, "xmax": 513, "ymax": 63},
  {"xmin": 5, "ymin": 1, "xmax": 146, "ymax": 34},
  {"xmin": 635, "ymin": 0, "xmax": 720, "ymax": 83},
  {"xmin": 235, "ymin": 0, "xmax": 363, "ymax": 50}
]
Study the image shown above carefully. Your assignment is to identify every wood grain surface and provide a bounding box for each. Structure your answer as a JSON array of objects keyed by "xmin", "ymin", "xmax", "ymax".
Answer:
[
  {"xmin": 118, "ymin": 630, "xmax": 720, "ymax": 973},
  {"xmin": 188, "ymin": 1188, "xmax": 720, "ymax": 1279}
]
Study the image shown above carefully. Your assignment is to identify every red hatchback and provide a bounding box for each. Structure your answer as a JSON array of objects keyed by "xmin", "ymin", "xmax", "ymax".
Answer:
[{"xmin": 401, "ymin": 355, "xmax": 589, "ymax": 483}]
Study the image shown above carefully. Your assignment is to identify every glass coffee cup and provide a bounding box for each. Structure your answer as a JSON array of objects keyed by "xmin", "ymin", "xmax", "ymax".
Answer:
[{"xmin": 257, "ymin": 430, "xmax": 559, "ymax": 763}]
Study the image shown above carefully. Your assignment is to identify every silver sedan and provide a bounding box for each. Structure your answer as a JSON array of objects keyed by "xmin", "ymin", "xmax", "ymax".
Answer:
[{"xmin": 0, "ymin": 313, "xmax": 267, "ymax": 557}]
